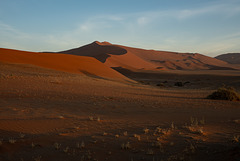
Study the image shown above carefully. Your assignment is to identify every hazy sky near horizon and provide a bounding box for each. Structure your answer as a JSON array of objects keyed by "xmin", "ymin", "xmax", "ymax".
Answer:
[{"xmin": 0, "ymin": 0, "xmax": 240, "ymax": 57}]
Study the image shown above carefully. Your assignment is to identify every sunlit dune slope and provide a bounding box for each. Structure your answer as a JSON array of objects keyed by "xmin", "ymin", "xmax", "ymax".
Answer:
[{"xmin": 0, "ymin": 48, "xmax": 132, "ymax": 81}]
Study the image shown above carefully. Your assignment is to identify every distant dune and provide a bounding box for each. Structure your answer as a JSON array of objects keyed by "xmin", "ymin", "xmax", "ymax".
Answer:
[
  {"xmin": 215, "ymin": 53, "xmax": 240, "ymax": 64},
  {"xmin": 0, "ymin": 48, "xmax": 132, "ymax": 81},
  {"xmin": 60, "ymin": 41, "xmax": 239, "ymax": 71}
]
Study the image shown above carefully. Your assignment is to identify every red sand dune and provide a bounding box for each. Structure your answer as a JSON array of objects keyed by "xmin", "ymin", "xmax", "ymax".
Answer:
[
  {"xmin": 60, "ymin": 41, "xmax": 160, "ymax": 70},
  {"xmin": 60, "ymin": 41, "xmax": 239, "ymax": 70},
  {"xmin": 0, "ymin": 48, "xmax": 131, "ymax": 81}
]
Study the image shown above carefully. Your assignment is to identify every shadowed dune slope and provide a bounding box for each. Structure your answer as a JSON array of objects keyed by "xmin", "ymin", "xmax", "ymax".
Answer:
[
  {"xmin": 215, "ymin": 53, "xmax": 240, "ymax": 64},
  {"xmin": 60, "ymin": 41, "xmax": 239, "ymax": 71},
  {"xmin": 0, "ymin": 48, "xmax": 132, "ymax": 81}
]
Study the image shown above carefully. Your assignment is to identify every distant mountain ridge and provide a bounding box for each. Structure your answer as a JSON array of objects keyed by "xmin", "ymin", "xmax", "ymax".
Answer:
[
  {"xmin": 215, "ymin": 53, "xmax": 240, "ymax": 64},
  {"xmin": 60, "ymin": 41, "xmax": 239, "ymax": 71}
]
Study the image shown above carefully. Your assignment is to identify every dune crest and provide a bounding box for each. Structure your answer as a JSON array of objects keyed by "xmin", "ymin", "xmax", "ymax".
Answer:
[{"xmin": 94, "ymin": 41, "xmax": 112, "ymax": 46}]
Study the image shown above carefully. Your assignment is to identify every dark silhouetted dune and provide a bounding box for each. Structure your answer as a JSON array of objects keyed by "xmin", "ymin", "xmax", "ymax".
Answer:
[
  {"xmin": 0, "ymin": 48, "xmax": 132, "ymax": 81},
  {"xmin": 215, "ymin": 53, "xmax": 240, "ymax": 64}
]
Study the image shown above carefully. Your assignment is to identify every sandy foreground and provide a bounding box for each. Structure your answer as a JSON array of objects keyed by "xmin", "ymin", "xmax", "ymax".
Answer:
[{"xmin": 0, "ymin": 62, "xmax": 240, "ymax": 161}]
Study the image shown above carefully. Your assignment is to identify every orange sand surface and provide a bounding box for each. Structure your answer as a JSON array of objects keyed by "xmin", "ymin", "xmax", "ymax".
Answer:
[{"xmin": 0, "ymin": 48, "xmax": 131, "ymax": 81}]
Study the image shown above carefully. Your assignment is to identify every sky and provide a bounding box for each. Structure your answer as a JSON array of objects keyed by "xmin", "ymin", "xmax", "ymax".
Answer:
[{"xmin": 0, "ymin": 0, "xmax": 240, "ymax": 57}]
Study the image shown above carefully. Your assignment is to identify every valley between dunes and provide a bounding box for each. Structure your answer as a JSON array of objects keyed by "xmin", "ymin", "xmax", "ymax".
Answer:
[{"xmin": 0, "ymin": 44, "xmax": 240, "ymax": 161}]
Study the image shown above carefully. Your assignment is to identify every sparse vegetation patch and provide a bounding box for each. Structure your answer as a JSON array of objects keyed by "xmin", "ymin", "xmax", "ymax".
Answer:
[{"xmin": 207, "ymin": 86, "xmax": 240, "ymax": 101}]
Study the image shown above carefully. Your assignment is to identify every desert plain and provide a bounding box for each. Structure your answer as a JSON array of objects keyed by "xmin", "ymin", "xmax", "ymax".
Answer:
[{"xmin": 0, "ymin": 42, "xmax": 240, "ymax": 161}]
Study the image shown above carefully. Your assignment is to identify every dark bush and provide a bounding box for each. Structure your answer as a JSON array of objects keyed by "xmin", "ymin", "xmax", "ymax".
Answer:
[{"xmin": 207, "ymin": 86, "xmax": 240, "ymax": 101}]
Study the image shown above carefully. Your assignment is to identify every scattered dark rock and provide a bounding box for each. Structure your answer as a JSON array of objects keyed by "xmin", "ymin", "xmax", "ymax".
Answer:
[
  {"xmin": 156, "ymin": 83, "xmax": 165, "ymax": 87},
  {"xmin": 174, "ymin": 82, "xmax": 184, "ymax": 87},
  {"xmin": 184, "ymin": 81, "xmax": 190, "ymax": 85},
  {"xmin": 139, "ymin": 81, "xmax": 150, "ymax": 85}
]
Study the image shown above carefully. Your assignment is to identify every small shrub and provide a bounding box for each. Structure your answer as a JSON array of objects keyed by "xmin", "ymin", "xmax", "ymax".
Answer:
[
  {"xmin": 207, "ymin": 86, "xmax": 240, "ymax": 101},
  {"xmin": 63, "ymin": 146, "xmax": 69, "ymax": 153},
  {"xmin": 232, "ymin": 135, "xmax": 239, "ymax": 143},
  {"xmin": 155, "ymin": 127, "xmax": 162, "ymax": 133},
  {"xmin": 31, "ymin": 142, "xmax": 35, "ymax": 148},
  {"xmin": 171, "ymin": 122, "xmax": 175, "ymax": 129},
  {"xmin": 80, "ymin": 141, "xmax": 85, "ymax": 149},
  {"xmin": 143, "ymin": 128, "xmax": 150, "ymax": 134},
  {"xmin": 19, "ymin": 133, "xmax": 25, "ymax": 139},
  {"xmin": 146, "ymin": 149, "xmax": 154, "ymax": 155},
  {"xmin": 133, "ymin": 134, "xmax": 141, "ymax": 141},
  {"xmin": 190, "ymin": 117, "xmax": 198, "ymax": 126},
  {"xmin": 153, "ymin": 141, "xmax": 164, "ymax": 152},
  {"xmin": 9, "ymin": 138, "xmax": 16, "ymax": 144},
  {"xmin": 184, "ymin": 143, "xmax": 196, "ymax": 154},
  {"xmin": 97, "ymin": 117, "xmax": 101, "ymax": 122},
  {"xmin": 121, "ymin": 142, "xmax": 130, "ymax": 150},
  {"xmin": 33, "ymin": 156, "xmax": 42, "ymax": 161},
  {"xmin": 54, "ymin": 142, "xmax": 61, "ymax": 150},
  {"xmin": 103, "ymin": 132, "xmax": 108, "ymax": 136},
  {"xmin": 76, "ymin": 142, "xmax": 80, "ymax": 148},
  {"xmin": 185, "ymin": 126, "xmax": 204, "ymax": 135},
  {"xmin": 199, "ymin": 117, "xmax": 205, "ymax": 125}
]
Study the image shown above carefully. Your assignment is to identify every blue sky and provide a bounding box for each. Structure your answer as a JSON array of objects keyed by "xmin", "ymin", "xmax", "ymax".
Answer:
[{"xmin": 0, "ymin": 0, "xmax": 240, "ymax": 56}]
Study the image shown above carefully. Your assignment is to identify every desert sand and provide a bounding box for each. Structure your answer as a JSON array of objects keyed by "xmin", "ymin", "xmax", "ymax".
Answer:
[{"xmin": 0, "ymin": 46, "xmax": 240, "ymax": 161}]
